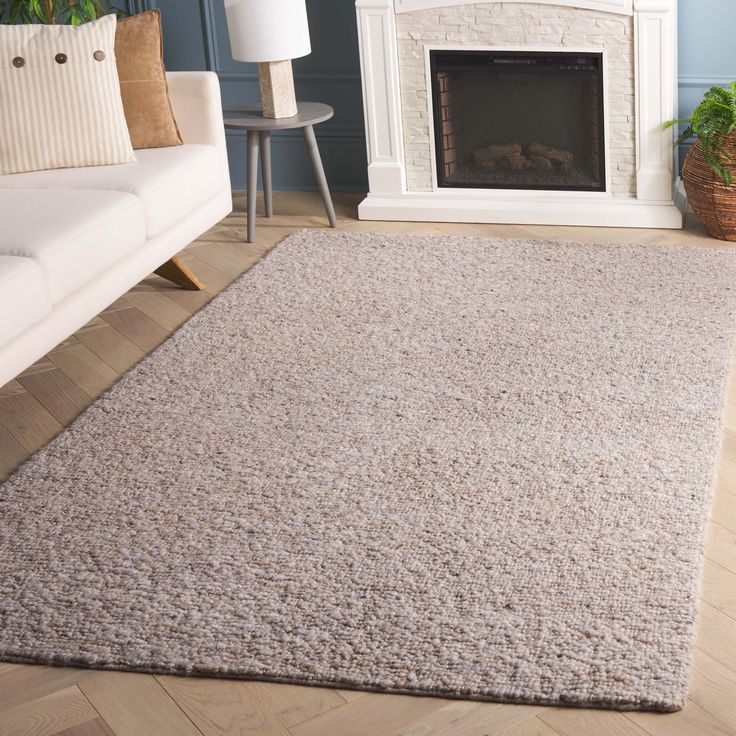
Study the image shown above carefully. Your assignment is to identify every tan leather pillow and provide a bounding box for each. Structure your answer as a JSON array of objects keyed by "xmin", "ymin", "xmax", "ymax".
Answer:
[{"xmin": 115, "ymin": 10, "xmax": 182, "ymax": 150}]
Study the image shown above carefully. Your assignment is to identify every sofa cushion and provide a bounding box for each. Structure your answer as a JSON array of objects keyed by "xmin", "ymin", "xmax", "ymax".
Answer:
[
  {"xmin": 0, "ymin": 256, "xmax": 50, "ymax": 349},
  {"xmin": 0, "ymin": 190, "xmax": 146, "ymax": 304},
  {"xmin": 0, "ymin": 144, "xmax": 223, "ymax": 239}
]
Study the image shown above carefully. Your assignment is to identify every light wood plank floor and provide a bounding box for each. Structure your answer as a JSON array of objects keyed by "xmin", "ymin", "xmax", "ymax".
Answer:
[{"xmin": 1, "ymin": 192, "xmax": 735, "ymax": 736}]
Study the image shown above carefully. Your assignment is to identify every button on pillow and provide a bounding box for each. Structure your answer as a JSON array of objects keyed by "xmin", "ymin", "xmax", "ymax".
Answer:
[{"xmin": 0, "ymin": 14, "xmax": 135, "ymax": 176}]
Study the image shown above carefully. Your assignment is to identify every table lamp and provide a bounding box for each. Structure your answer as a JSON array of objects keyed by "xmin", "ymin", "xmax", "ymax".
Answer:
[{"xmin": 224, "ymin": 0, "xmax": 312, "ymax": 119}]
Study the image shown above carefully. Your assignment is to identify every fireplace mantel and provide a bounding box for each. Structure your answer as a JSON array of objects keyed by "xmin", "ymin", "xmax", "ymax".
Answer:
[
  {"xmin": 395, "ymin": 0, "xmax": 632, "ymax": 15},
  {"xmin": 355, "ymin": 0, "xmax": 685, "ymax": 228}
]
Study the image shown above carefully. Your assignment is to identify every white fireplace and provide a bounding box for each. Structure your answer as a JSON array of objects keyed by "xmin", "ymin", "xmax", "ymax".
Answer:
[{"xmin": 355, "ymin": 0, "xmax": 685, "ymax": 228}]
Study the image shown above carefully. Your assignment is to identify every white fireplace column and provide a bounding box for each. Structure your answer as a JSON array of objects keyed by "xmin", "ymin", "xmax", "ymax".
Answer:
[
  {"xmin": 354, "ymin": 0, "xmax": 685, "ymax": 229},
  {"xmin": 355, "ymin": 0, "xmax": 407, "ymax": 194},
  {"xmin": 634, "ymin": 0, "xmax": 676, "ymax": 201}
]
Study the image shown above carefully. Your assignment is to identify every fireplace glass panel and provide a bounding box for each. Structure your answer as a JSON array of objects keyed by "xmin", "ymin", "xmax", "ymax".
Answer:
[{"xmin": 430, "ymin": 50, "xmax": 606, "ymax": 192}]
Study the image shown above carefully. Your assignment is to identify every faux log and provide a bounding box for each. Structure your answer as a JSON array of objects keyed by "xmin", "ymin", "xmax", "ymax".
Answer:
[
  {"xmin": 475, "ymin": 154, "xmax": 530, "ymax": 171},
  {"xmin": 481, "ymin": 143, "xmax": 523, "ymax": 159},
  {"xmin": 472, "ymin": 143, "xmax": 575, "ymax": 174},
  {"xmin": 528, "ymin": 142, "xmax": 574, "ymax": 164},
  {"xmin": 475, "ymin": 157, "xmax": 498, "ymax": 171},
  {"xmin": 502, "ymin": 154, "xmax": 529, "ymax": 171},
  {"xmin": 529, "ymin": 155, "xmax": 554, "ymax": 171},
  {"xmin": 474, "ymin": 143, "xmax": 523, "ymax": 165}
]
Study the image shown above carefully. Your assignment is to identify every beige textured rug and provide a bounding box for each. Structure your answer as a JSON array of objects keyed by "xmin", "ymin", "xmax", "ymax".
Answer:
[{"xmin": 1, "ymin": 231, "xmax": 736, "ymax": 712}]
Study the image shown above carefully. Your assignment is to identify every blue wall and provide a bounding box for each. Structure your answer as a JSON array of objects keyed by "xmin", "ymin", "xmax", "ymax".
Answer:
[
  {"xmin": 126, "ymin": 0, "xmax": 736, "ymax": 191},
  {"xmin": 677, "ymin": 0, "xmax": 736, "ymax": 164}
]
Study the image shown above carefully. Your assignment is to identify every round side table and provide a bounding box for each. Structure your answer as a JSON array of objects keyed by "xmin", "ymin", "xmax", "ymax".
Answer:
[{"xmin": 224, "ymin": 102, "xmax": 337, "ymax": 243}]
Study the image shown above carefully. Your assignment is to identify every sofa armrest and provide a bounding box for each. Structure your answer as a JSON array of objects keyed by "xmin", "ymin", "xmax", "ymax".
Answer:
[{"xmin": 166, "ymin": 71, "xmax": 231, "ymax": 192}]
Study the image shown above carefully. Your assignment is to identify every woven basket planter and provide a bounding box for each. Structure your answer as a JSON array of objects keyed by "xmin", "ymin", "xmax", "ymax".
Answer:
[{"xmin": 683, "ymin": 135, "xmax": 736, "ymax": 241}]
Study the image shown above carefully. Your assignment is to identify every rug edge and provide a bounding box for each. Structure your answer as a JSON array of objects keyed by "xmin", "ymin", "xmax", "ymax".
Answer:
[{"xmin": 0, "ymin": 651, "xmax": 685, "ymax": 713}]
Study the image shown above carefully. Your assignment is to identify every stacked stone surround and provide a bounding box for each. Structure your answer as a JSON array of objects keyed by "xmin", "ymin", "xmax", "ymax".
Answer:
[{"xmin": 396, "ymin": 2, "xmax": 635, "ymax": 195}]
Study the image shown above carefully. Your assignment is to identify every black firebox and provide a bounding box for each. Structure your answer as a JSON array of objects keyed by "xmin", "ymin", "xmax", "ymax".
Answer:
[{"xmin": 430, "ymin": 50, "xmax": 606, "ymax": 192}]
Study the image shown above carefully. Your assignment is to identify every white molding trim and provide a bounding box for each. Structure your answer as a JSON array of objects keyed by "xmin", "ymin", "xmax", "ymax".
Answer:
[
  {"xmin": 395, "ymin": 0, "xmax": 633, "ymax": 15},
  {"xmin": 354, "ymin": 0, "xmax": 683, "ymax": 228},
  {"xmin": 678, "ymin": 75, "xmax": 735, "ymax": 88}
]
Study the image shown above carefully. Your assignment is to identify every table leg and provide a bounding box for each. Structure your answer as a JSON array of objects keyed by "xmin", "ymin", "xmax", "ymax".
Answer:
[
  {"xmin": 303, "ymin": 124, "xmax": 337, "ymax": 228},
  {"xmin": 259, "ymin": 130, "xmax": 273, "ymax": 218},
  {"xmin": 247, "ymin": 130, "xmax": 259, "ymax": 243}
]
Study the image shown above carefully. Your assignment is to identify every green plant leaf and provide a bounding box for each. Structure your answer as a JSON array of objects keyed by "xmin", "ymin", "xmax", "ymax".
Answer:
[
  {"xmin": 664, "ymin": 82, "xmax": 736, "ymax": 185},
  {"xmin": 1, "ymin": 0, "xmax": 113, "ymax": 24}
]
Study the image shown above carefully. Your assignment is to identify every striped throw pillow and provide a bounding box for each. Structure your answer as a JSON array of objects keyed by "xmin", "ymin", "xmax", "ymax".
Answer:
[{"xmin": 0, "ymin": 14, "xmax": 135, "ymax": 176}]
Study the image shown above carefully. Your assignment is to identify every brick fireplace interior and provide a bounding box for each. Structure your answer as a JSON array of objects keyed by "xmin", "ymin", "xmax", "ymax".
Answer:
[{"xmin": 430, "ymin": 49, "xmax": 606, "ymax": 192}]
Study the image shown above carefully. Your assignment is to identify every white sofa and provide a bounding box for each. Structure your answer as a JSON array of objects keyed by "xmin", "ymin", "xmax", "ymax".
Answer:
[{"xmin": 0, "ymin": 71, "xmax": 232, "ymax": 388}]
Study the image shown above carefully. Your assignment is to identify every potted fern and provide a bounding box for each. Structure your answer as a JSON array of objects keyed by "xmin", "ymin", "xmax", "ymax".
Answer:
[
  {"xmin": 0, "ymin": 0, "xmax": 115, "ymax": 24},
  {"xmin": 666, "ymin": 83, "xmax": 736, "ymax": 240}
]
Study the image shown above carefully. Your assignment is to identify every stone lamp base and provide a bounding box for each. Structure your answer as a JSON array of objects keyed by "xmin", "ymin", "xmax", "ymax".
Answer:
[{"xmin": 258, "ymin": 60, "xmax": 298, "ymax": 119}]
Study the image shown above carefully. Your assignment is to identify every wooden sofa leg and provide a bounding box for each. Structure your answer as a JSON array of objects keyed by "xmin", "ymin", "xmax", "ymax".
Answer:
[{"xmin": 155, "ymin": 256, "xmax": 204, "ymax": 290}]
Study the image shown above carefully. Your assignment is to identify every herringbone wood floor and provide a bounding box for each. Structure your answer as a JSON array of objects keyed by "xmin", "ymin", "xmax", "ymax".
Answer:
[{"xmin": 0, "ymin": 192, "xmax": 735, "ymax": 736}]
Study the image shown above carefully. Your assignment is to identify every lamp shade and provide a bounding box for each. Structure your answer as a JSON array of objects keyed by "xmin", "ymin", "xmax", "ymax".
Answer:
[{"xmin": 225, "ymin": 0, "xmax": 311, "ymax": 63}]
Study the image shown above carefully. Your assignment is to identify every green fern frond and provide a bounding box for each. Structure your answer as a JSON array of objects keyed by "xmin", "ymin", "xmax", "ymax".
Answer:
[
  {"xmin": 665, "ymin": 82, "xmax": 736, "ymax": 185},
  {"xmin": 674, "ymin": 125, "xmax": 695, "ymax": 147}
]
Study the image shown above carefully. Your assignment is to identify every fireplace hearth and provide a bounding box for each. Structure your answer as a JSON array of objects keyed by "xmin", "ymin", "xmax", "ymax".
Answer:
[{"xmin": 431, "ymin": 50, "xmax": 605, "ymax": 192}]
